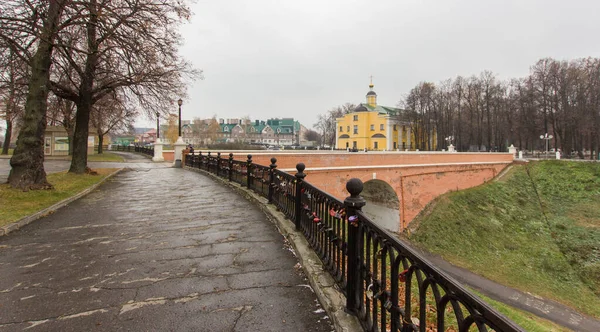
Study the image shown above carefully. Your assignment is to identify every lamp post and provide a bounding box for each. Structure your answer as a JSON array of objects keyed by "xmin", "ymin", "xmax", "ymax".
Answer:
[
  {"xmin": 177, "ymin": 98, "xmax": 183, "ymax": 138},
  {"xmin": 445, "ymin": 135, "xmax": 454, "ymax": 146},
  {"xmin": 445, "ymin": 135, "xmax": 455, "ymax": 152},
  {"xmin": 173, "ymin": 98, "xmax": 185, "ymax": 167},
  {"xmin": 540, "ymin": 133, "xmax": 553, "ymax": 158},
  {"xmin": 156, "ymin": 112, "xmax": 160, "ymax": 139},
  {"xmin": 152, "ymin": 112, "xmax": 164, "ymax": 162}
]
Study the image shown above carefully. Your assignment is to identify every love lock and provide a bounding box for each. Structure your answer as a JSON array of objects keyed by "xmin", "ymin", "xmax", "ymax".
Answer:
[
  {"xmin": 366, "ymin": 284, "xmax": 374, "ymax": 299},
  {"xmin": 398, "ymin": 269, "xmax": 409, "ymax": 282},
  {"xmin": 384, "ymin": 298, "xmax": 393, "ymax": 311},
  {"xmin": 348, "ymin": 215, "xmax": 358, "ymax": 227}
]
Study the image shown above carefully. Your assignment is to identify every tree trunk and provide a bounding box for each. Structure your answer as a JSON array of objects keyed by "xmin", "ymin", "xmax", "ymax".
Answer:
[
  {"xmin": 69, "ymin": 0, "xmax": 98, "ymax": 174},
  {"xmin": 1, "ymin": 119, "xmax": 12, "ymax": 155},
  {"xmin": 98, "ymin": 134, "xmax": 104, "ymax": 154},
  {"xmin": 7, "ymin": 0, "xmax": 65, "ymax": 190},
  {"xmin": 69, "ymin": 99, "xmax": 92, "ymax": 173}
]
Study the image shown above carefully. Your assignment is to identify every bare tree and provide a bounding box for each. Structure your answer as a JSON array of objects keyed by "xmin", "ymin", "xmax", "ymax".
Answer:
[
  {"xmin": 0, "ymin": 48, "xmax": 27, "ymax": 155},
  {"xmin": 1, "ymin": 0, "xmax": 68, "ymax": 190},
  {"xmin": 46, "ymin": 0, "xmax": 200, "ymax": 174},
  {"xmin": 315, "ymin": 103, "xmax": 355, "ymax": 148},
  {"xmin": 303, "ymin": 129, "xmax": 320, "ymax": 142},
  {"xmin": 90, "ymin": 90, "xmax": 137, "ymax": 154}
]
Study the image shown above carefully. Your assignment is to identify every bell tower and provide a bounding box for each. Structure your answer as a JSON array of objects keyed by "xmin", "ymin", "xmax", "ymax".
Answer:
[{"xmin": 366, "ymin": 76, "xmax": 377, "ymax": 107}]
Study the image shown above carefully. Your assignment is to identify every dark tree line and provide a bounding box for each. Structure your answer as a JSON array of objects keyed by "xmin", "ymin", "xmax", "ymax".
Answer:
[
  {"xmin": 0, "ymin": 0, "xmax": 200, "ymax": 190},
  {"xmin": 401, "ymin": 58, "xmax": 600, "ymax": 158}
]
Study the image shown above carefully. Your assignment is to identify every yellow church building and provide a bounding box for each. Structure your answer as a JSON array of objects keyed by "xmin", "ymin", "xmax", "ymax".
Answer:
[{"xmin": 335, "ymin": 82, "xmax": 436, "ymax": 151}]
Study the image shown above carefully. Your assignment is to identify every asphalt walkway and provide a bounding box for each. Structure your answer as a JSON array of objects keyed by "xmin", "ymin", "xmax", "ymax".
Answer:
[
  {"xmin": 2, "ymin": 152, "xmax": 599, "ymax": 331},
  {"xmin": 0, "ymin": 154, "xmax": 333, "ymax": 331}
]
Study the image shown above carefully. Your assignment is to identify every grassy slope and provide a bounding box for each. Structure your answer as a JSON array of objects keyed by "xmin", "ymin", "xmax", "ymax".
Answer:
[
  {"xmin": 0, "ymin": 169, "xmax": 117, "ymax": 227},
  {"xmin": 470, "ymin": 289, "xmax": 570, "ymax": 332},
  {"xmin": 410, "ymin": 161, "xmax": 600, "ymax": 318}
]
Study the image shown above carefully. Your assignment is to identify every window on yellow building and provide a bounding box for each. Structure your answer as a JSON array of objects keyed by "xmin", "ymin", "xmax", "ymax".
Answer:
[
  {"xmin": 370, "ymin": 124, "xmax": 374, "ymax": 131},
  {"xmin": 393, "ymin": 142, "xmax": 397, "ymax": 149},
  {"xmin": 353, "ymin": 115, "xmax": 358, "ymax": 121},
  {"xmin": 374, "ymin": 142, "xmax": 378, "ymax": 149},
  {"xmin": 393, "ymin": 125, "xmax": 397, "ymax": 131},
  {"xmin": 347, "ymin": 126, "xmax": 350, "ymax": 132},
  {"xmin": 353, "ymin": 125, "xmax": 358, "ymax": 134},
  {"xmin": 380, "ymin": 124, "xmax": 384, "ymax": 131},
  {"xmin": 339, "ymin": 126, "xmax": 343, "ymax": 132}
]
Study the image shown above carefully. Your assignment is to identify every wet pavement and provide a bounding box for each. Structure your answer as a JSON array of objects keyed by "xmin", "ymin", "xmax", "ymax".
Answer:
[{"xmin": 0, "ymin": 154, "xmax": 334, "ymax": 331}]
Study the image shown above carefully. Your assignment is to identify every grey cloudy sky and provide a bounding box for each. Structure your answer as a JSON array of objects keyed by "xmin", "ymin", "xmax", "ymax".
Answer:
[{"xmin": 141, "ymin": 0, "xmax": 600, "ymax": 130}]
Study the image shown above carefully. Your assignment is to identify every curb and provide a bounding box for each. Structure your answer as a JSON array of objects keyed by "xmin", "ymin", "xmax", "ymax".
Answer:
[
  {"xmin": 0, "ymin": 168, "xmax": 124, "ymax": 237},
  {"xmin": 185, "ymin": 167, "xmax": 363, "ymax": 332}
]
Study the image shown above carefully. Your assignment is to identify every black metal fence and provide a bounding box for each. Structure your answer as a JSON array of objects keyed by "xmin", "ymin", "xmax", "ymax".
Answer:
[
  {"xmin": 184, "ymin": 152, "xmax": 523, "ymax": 332},
  {"xmin": 112, "ymin": 144, "xmax": 154, "ymax": 156}
]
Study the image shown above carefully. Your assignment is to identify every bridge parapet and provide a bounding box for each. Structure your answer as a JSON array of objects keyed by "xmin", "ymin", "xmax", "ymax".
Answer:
[{"xmin": 183, "ymin": 152, "xmax": 522, "ymax": 332}]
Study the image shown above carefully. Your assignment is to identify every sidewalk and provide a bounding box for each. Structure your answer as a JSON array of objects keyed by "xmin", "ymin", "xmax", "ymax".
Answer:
[{"xmin": 0, "ymin": 165, "xmax": 335, "ymax": 331}]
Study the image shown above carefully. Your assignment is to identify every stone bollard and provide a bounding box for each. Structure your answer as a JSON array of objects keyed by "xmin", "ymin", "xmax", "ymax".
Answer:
[
  {"xmin": 152, "ymin": 138, "xmax": 164, "ymax": 162},
  {"xmin": 556, "ymin": 151, "xmax": 561, "ymax": 160},
  {"xmin": 508, "ymin": 144, "xmax": 517, "ymax": 159},
  {"xmin": 519, "ymin": 151, "xmax": 523, "ymax": 159},
  {"xmin": 173, "ymin": 137, "xmax": 186, "ymax": 167}
]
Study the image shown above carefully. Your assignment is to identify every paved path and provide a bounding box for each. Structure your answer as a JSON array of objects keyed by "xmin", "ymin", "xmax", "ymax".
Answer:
[
  {"xmin": 0, "ymin": 156, "xmax": 333, "ymax": 331},
  {"xmin": 0, "ymin": 152, "xmax": 160, "ymax": 183}
]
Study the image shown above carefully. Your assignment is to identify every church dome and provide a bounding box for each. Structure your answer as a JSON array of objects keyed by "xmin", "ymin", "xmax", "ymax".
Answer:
[
  {"xmin": 353, "ymin": 104, "xmax": 368, "ymax": 112},
  {"xmin": 366, "ymin": 90, "xmax": 377, "ymax": 96}
]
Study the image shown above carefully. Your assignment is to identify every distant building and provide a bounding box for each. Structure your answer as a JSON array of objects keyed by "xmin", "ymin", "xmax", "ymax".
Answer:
[
  {"xmin": 163, "ymin": 117, "xmax": 308, "ymax": 147},
  {"xmin": 43, "ymin": 126, "xmax": 97, "ymax": 156},
  {"xmin": 336, "ymin": 81, "xmax": 437, "ymax": 151}
]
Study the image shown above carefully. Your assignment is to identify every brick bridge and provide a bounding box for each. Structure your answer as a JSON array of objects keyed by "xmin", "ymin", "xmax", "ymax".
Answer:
[{"xmin": 224, "ymin": 151, "xmax": 513, "ymax": 232}]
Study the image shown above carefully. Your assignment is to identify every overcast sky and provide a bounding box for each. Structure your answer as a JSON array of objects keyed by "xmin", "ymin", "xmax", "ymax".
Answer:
[{"xmin": 142, "ymin": 0, "xmax": 600, "ymax": 130}]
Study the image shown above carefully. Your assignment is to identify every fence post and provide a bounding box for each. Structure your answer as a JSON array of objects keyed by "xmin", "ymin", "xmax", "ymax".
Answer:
[
  {"xmin": 344, "ymin": 178, "xmax": 366, "ymax": 313},
  {"xmin": 228, "ymin": 153, "xmax": 234, "ymax": 181},
  {"xmin": 268, "ymin": 157, "xmax": 277, "ymax": 203},
  {"xmin": 294, "ymin": 163, "xmax": 306, "ymax": 230},
  {"xmin": 216, "ymin": 152, "xmax": 221, "ymax": 175},
  {"xmin": 246, "ymin": 154, "xmax": 253, "ymax": 188},
  {"xmin": 207, "ymin": 151, "xmax": 212, "ymax": 172},
  {"xmin": 198, "ymin": 151, "xmax": 202, "ymax": 169}
]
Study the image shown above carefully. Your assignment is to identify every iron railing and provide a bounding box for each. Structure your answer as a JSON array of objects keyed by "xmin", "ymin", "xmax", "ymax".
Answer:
[
  {"xmin": 112, "ymin": 144, "xmax": 153, "ymax": 157},
  {"xmin": 133, "ymin": 144, "xmax": 153, "ymax": 156},
  {"xmin": 183, "ymin": 152, "xmax": 523, "ymax": 332},
  {"xmin": 113, "ymin": 145, "xmax": 133, "ymax": 152}
]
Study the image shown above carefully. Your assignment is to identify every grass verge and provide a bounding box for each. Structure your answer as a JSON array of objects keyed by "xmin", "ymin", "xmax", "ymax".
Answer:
[
  {"xmin": 410, "ymin": 161, "xmax": 600, "ymax": 318},
  {"xmin": 0, "ymin": 168, "xmax": 118, "ymax": 227}
]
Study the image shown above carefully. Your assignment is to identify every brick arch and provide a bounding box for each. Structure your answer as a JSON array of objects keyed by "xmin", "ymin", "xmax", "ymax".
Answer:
[
  {"xmin": 362, "ymin": 179, "xmax": 400, "ymax": 233},
  {"xmin": 236, "ymin": 151, "xmax": 513, "ymax": 230}
]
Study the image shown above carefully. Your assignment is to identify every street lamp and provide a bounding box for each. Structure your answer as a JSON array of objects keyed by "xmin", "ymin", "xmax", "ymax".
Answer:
[
  {"xmin": 177, "ymin": 98, "xmax": 183, "ymax": 138},
  {"xmin": 156, "ymin": 112, "xmax": 160, "ymax": 139},
  {"xmin": 540, "ymin": 133, "xmax": 553, "ymax": 157},
  {"xmin": 445, "ymin": 135, "xmax": 454, "ymax": 146}
]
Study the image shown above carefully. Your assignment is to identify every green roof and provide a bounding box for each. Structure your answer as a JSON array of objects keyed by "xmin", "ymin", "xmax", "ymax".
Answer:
[{"xmin": 363, "ymin": 103, "xmax": 401, "ymax": 115}]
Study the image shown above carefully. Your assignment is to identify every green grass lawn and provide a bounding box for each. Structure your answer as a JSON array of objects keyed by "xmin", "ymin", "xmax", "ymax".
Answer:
[
  {"xmin": 409, "ymin": 161, "xmax": 600, "ymax": 318},
  {"xmin": 0, "ymin": 169, "xmax": 118, "ymax": 227}
]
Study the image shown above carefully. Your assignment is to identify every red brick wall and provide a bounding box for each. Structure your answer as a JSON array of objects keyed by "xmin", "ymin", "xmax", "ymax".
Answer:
[{"xmin": 210, "ymin": 151, "xmax": 512, "ymax": 229}]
